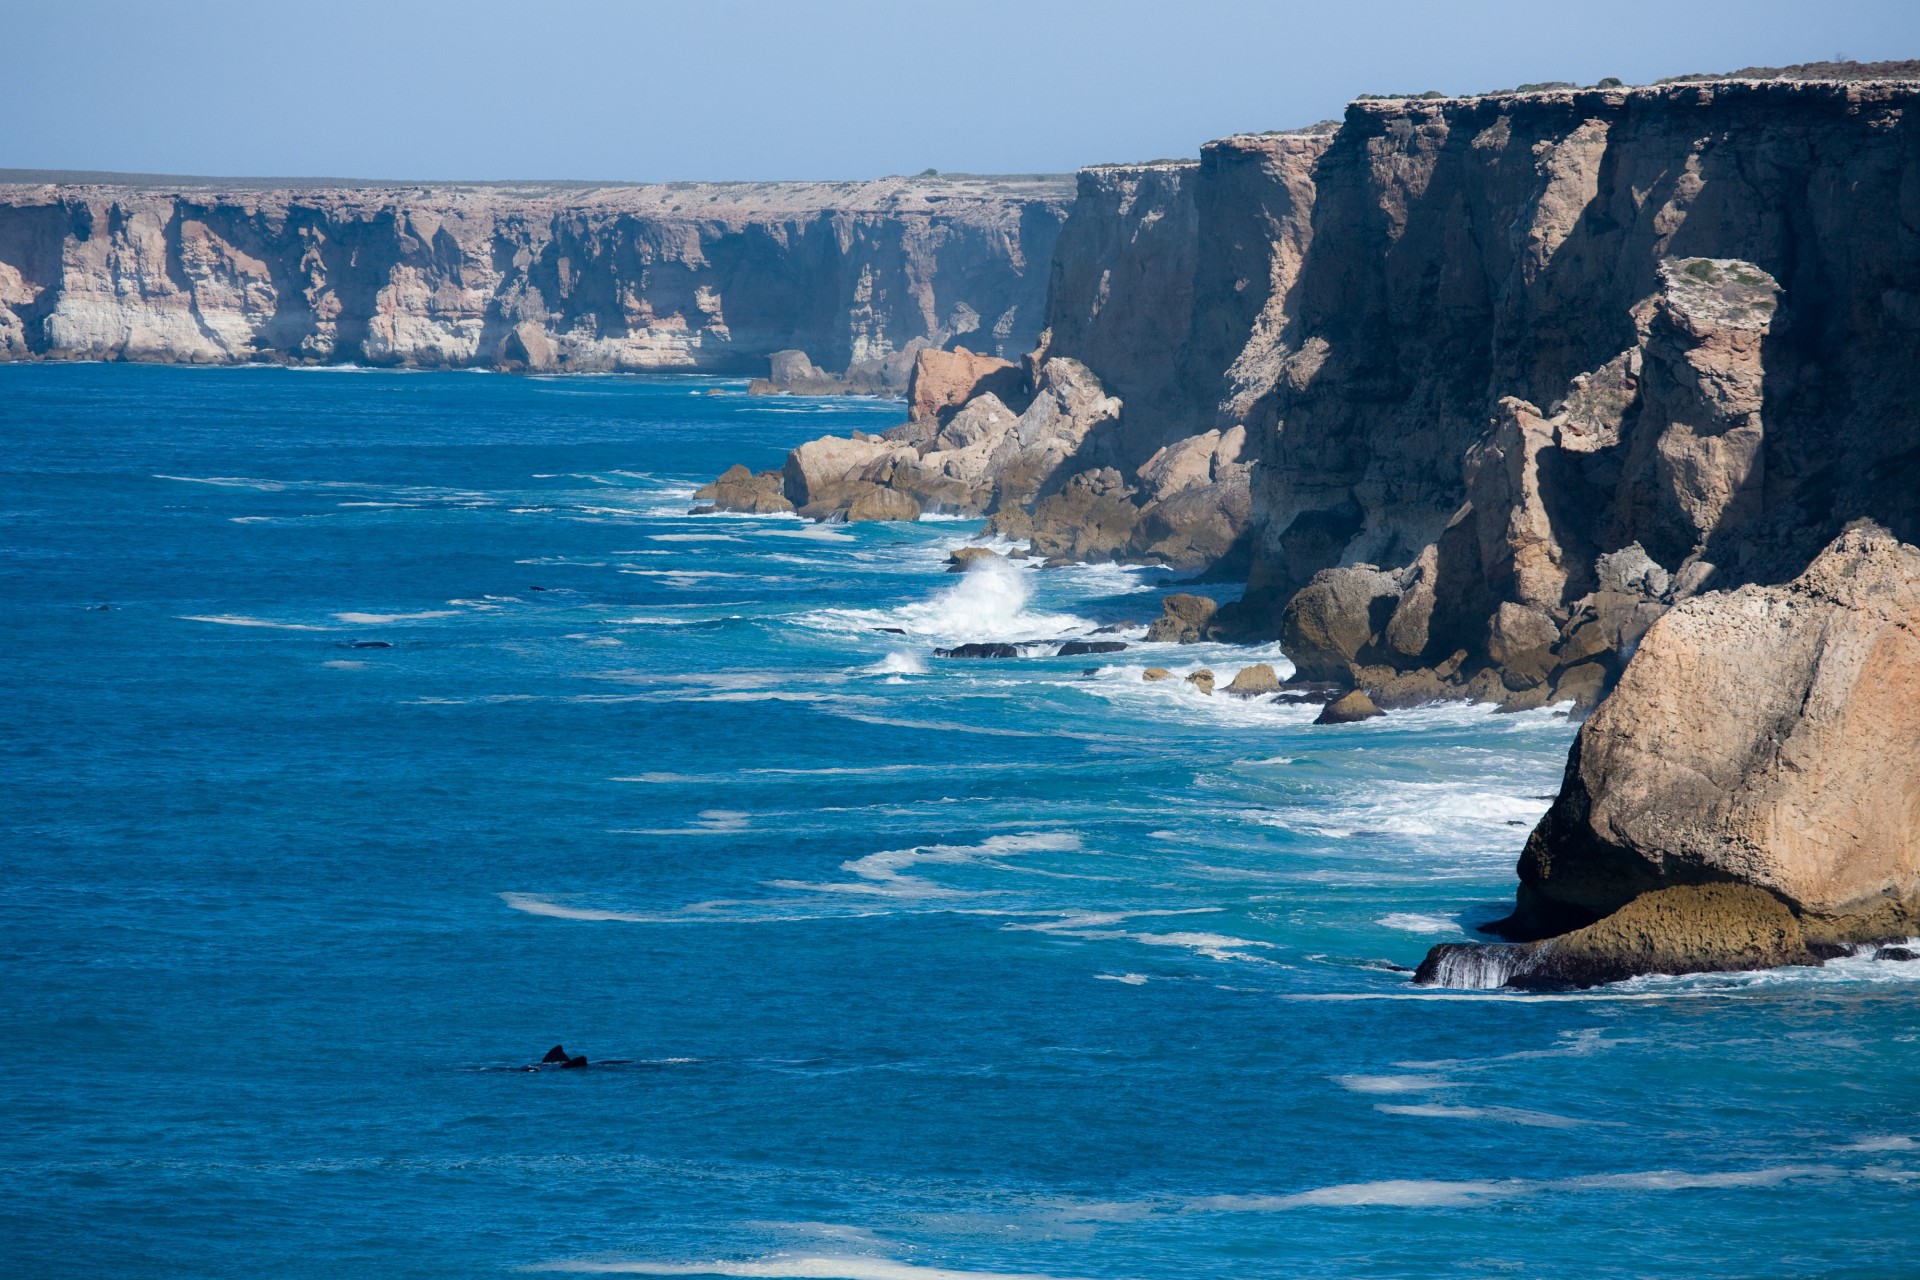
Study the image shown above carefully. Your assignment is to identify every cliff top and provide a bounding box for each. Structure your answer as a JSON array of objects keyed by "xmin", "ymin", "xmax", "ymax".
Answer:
[
  {"xmin": 0, "ymin": 168, "xmax": 1075, "ymax": 214},
  {"xmin": 1345, "ymin": 75, "xmax": 1920, "ymax": 114}
]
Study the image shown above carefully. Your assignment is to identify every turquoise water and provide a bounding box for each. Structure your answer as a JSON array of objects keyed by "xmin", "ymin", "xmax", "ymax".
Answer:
[{"xmin": 2, "ymin": 364, "xmax": 1916, "ymax": 1279}]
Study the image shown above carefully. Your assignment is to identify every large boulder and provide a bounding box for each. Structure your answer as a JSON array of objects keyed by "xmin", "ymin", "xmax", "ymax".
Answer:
[
  {"xmin": 1278, "ymin": 566, "xmax": 1400, "ymax": 683},
  {"xmin": 1506, "ymin": 522, "xmax": 1920, "ymax": 946},
  {"xmin": 783, "ymin": 433, "xmax": 914, "ymax": 511},
  {"xmin": 1146, "ymin": 593, "xmax": 1218, "ymax": 643},
  {"xmin": 693, "ymin": 464, "xmax": 794, "ymax": 514},
  {"xmin": 1028, "ymin": 468, "xmax": 1139, "ymax": 561},
  {"xmin": 906, "ymin": 347, "xmax": 1024, "ymax": 425}
]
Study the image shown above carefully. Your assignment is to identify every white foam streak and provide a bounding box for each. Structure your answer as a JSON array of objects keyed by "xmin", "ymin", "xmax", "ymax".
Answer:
[
  {"xmin": 775, "ymin": 833, "xmax": 1083, "ymax": 899},
  {"xmin": 180, "ymin": 614, "xmax": 334, "ymax": 630},
  {"xmin": 534, "ymin": 1255, "xmax": 1083, "ymax": 1280}
]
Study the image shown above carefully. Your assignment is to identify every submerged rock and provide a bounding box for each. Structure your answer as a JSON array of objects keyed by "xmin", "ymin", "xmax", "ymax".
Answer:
[
  {"xmin": 935, "ymin": 642, "xmax": 1025, "ymax": 659},
  {"xmin": 1057, "ymin": 639, "xmax": 1127, "ymax": 656}
]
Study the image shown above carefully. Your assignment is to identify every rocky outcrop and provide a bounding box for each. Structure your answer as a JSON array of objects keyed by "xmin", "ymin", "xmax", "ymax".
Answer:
[
  {"xmin": 1417, "ymin": 522, "xmax": 1920, "ymax": 987},
  {"xmin": 0, "ymin": 171, "xmax": 1070, "ymax": 374},
  {"xmin": 693, "ymin": 464, "xmax": 793, "ymax": 514},
  {"xmin": 1503, "ymin": 523, "xmax": 1920, "ymax": 944}
]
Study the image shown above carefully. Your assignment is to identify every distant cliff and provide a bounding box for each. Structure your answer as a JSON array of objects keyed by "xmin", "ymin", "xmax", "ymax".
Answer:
[{"xmin": 0, "ymin": 172, "xmax": 1071, "ymax": 375}]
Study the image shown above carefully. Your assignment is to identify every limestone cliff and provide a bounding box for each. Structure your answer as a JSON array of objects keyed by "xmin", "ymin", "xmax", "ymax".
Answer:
[
  {"xmin": 1219, "ymin": 80, "xmax": 1920, "ymax": 705},
  {"xmin": 0, "ymin": 171, "xmax": 1070, "ymax": 375}
]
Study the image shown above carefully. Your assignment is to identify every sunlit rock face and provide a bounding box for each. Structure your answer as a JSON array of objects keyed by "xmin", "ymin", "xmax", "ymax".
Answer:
[{"xmin": 0, "ymin": 173, "xmax": 1072, "ymax": 374}]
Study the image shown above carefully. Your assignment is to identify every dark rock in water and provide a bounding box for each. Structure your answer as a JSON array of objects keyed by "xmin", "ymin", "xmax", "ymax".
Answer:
[
  {"xmin": 1093, "ymin": 622, "xmax": 1137, "ymax": 634},
  {"xmin": 528, "ymin": 586, "xmax": 548, "ymax": 591},
  {"xmin": 1057, "ymin": 639, "xmax": 1127, "ymax": 656},
  {"xmin": 688, "ymin": 504, "xmax": 718, "ymax": 516},
  {"xmin": 1875, "ymin": 946, "xmax": 1919, "ymax": 962},
  {"xmin": 561, "ymin": 1055, "xmax": 589, "ymax": 1069},
  {"xmin": 87, "ymin": 604, "xmax": 114, "ymax": 611},
  {"xmin": 1412, "ymin": 942, "xmax": 1535, "ymax": 990},
  {"xmin": 348, "ymin": 641, "xmax": 393, "ymax": 649},
  {"xmin": 1315, "ymin": 690, "xmax": 1383, "ymax": 724},
  {"xmin": 1417, "ymin": 884, "xmax": 1819, "ymax": 990},
  {"xmin": 542, "ymin": 1045, "xmax": 571, "ymax": 1064},
  {"xmin": 873, "ymin": 627, "xmax": 907, "ymax": 635},
  {"xmin": 936, "ymin": 642, "xmax": 1024, "ymax": 658}
]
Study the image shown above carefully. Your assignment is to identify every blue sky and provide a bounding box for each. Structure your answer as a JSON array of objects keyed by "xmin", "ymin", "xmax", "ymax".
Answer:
[{"xmin": 6, "ymin": 0, "xmax": 1918, "ymax": 180}]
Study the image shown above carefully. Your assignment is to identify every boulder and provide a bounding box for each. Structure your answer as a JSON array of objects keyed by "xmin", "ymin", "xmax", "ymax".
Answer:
[
  {"xmin": 1142, "ymin": 667, "xmax": 1172, "ymax": 682},
  {"xmin": 1146, "ymin": 593, "xmax": 1218, "ymax": 643},
  {"xmin": 783, "ymin": 434, "xmax": 912, "ymax": 510},
  {"xmin": 1484, "ymin": 601, "xmax": 1560, "ymax": 690},
  {"xmin": 1223, "ymin": 664, "xmax": 1281, "ymax": 697},
  {"xmin": 1058, "ymin": 639, "xmax": 1127, "ymax": 656},
  {"xmin": 1278, "ymin": 566, "xmax": 1400, "ymax": 682},
  {"xmin": 935, "ymin": 642, "xmax": 1024, "ymax": 658},
  {"xmin": 1595, "ymin": 542, "xmax": 1671, "ymax": 598},
  {"xmin": 906, "ymin": 347, "xmax": 1024, "ymax": 425},
  {"xmin": 1504, "ymin": 522, "xmax": 1920, "ymax": 946},
  {"xmin": 844, "ymin": 485, "xmax": 922, "ymax": 522},
  {"xmin": 1028, "ymin": 468, "xmax": 1139, "ymax": 561},
  {"xmin": 946, "ymin": 546, "xmax": 1002, "ymax": 573},
  {"xmin": 1185, "ymin": 668, "xmax": 1216, "ymax": 695},
  {"xmin": 1315, "ymin": 690, "xmax": 1383, "ymax": 724},
  {"xmin": 694, "ymin": 464, "xmax": 795, "ymax": 514}
]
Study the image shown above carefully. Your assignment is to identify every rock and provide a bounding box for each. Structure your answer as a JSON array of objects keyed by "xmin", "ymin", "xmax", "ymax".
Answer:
[
  {"xmin": 1027, "ymin": 467, "xmax": 1139, "ymax": 561},
  {"xmin": 843, "ymin": 484, "xmax": 922, "ymax": 523},
  {"xmin": 1185, "ymin": 668, "xmax": 1216, "ymax": 694},
  {"xmin": 1549, "ymin": 661, "xmax": 1610, "ymax": 714},
  {"xmin": 906, "ymin": 347, "xmax": 1024, "ymax": 425},
  {"xmin": 1278, "ymin": 566, "xmax": 1400, "ymax": 682},
  {"xmin": 1142, "ymin": 667, "xmax": 1172, "ymax": 681},
  {"xmin": 1594, "ymin": 542, "xmax": 1671, "ymax": 598},
  {"xmin": 696, "ymin": 464, "xmax": 795, "ymax": 515},
  {"xmin": 1875, "ymin": 946, "xmax": 1919, "ymax": 962},
  {"xmin": 784, "ymin": 434, "xmax": 914, "ymax": 512},
  {"xmin": 946, "ymin": 546, "xmax": 1002, "ymax": 572},
  {"xmin": 1315, "ymin": 690, "xmax": 1383, "ymax": 724},
  {"xmin": 1223, "ymin": 664, "xmax": 1281, "ymax": 697},
  {"xmin": 1145, "ymin": 593, "xmax": 1218, "ymax": 643},
  {"xmin": 1505, "ymin": 523, "xmax": 1920, "ymax": 947},
  {"xmin": 935, "ymin": 642, "xmax": 1025, "ymax": 658},
  {"xmin": 1418, "ymin": 884, "xmax": 1817, "ymax": 989},
  {"xmin": 1484, "ymin": 601, "xmax": 1560, "ymax": 690},
  {"xmin": 541, "ymin": 1045, "xmax": 571, "ymax": 1064},
  {"xmin": 1057, "ymin": 639, "xmax": 1127, "ymax": 656},
  {"xmin": 348, "ymin": 641, "xmax": 392, "ymax": 649}
]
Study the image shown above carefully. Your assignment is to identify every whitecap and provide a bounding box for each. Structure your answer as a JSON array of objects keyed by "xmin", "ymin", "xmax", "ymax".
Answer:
[
  {"xmin": 1096, "ymin": 973, "xmax": 1150, "ymax": 985},
  {"xmin": 533, "ymin": 1253, "xmax": 1084, "ymax": 1280},
  {"xmin": 1374, "ymin": 1103, "xmax": 1588, "ymax": 1129},
  {"xmin": 332, "ymin": 610, "xmax": 461, "ymax": 624},
  {"xmin": 772, "ymin": 832, "xmax": 1083, "ymax": 899},
  {"xmin": 1334, "ymin": 1074, "xmax": 1451, "ymax": 1094},
  {"xmin": 1377, "ymin": 913, "xmax": 1464, "ymax": 935},
  {"xmin": 864, "ymin": 652, "xmax": 926, "ymax": 677},
  {"xmin": 179, "ymin": 614, "xmax": 334, "ymax": 630}
]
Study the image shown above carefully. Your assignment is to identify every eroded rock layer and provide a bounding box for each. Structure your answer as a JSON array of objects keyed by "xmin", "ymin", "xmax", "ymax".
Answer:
[{"xmin": 0, "ymin": 172, "xmax": 1071, "ymax": 373}]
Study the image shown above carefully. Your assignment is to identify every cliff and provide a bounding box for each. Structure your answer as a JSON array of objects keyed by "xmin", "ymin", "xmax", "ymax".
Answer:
[
  {"xmin": 0, "ymin": 171, "xmax": 1072, "ymax": 376},
  {"xmin": 1206, "ymin": 80, "xmax": 1920, "ymax": 710}
]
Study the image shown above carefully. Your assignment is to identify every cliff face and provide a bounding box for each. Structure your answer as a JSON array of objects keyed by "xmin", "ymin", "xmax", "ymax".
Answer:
[
  {"xmin": 1240, "ymin": 82, "xmax": 1920, "ymax": 605},
  {"xmin": 0, "ymin": 173, "xmax": 1071, "ymax": 374}
]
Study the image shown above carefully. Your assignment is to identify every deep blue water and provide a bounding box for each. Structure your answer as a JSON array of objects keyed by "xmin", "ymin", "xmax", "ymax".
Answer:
[{"xmin": 2, "ymin": 363, "xmax": 1916, "ymax": 1279}]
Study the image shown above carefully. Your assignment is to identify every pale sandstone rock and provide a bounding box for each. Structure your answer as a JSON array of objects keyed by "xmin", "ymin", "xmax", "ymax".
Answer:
[
  {"xmin": 1185, "ymin": 668, "xmax": 1216, "ymax": 695},
  {"xmin": 1510, "ymin": 523, "xmax": 1920, "ymax": 944},
  {"xmin": 1146, "ymin": 594, "xmax": 1218, "ymax": 644},
  {"xmin": 1315, "ymin": 690, "xmax": 1383, "ymax": 724}
]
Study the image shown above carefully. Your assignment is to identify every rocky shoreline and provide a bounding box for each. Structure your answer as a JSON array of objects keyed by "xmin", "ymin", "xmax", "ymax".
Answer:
[{"xmin": 693, "ymin": 72, "xmax": 1920, "ymax": 988}]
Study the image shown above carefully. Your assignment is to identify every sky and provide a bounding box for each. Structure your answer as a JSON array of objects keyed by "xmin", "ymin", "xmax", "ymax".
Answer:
[{"xmin": 5, "ymin": 0, "xmax": 1918, "ymax": 182}]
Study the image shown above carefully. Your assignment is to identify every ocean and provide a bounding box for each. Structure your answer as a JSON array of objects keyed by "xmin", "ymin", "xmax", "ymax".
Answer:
[{"xmin": 3, "ymin": 364, "xmax": 1915, "ymax": 1278}]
